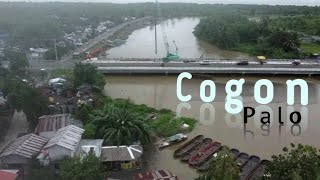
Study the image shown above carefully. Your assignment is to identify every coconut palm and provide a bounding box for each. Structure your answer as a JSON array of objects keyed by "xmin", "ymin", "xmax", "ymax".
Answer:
[{"xmin": 91, "ymin": 105, "xmax": 150, "ymax": 145}]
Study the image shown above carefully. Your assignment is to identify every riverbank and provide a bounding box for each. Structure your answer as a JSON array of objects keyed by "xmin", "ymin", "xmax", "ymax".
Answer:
[{"xmin": 91, "ymin": 18, "xmax": 154, "ymax": 57}]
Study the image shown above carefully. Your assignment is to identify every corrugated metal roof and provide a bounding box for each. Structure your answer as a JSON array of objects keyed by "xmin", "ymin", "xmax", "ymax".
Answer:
[
  {"xmin": 133, "ymin": 170, "xmax": 178, "ymax": 180},
  {"xmin": 44, "ymin": 125, "xmax": 84, "ymax": 151},
  {"xmin": 35, "ymin": 114, "xmax": 83, "ymax": 133},
  {"xmin": 101, "ymin": 145, "xmax": 143, "ymax": 162},
  {"xmin": 0, "ymin": 134, "xmax": 48, "ymax": 159}
]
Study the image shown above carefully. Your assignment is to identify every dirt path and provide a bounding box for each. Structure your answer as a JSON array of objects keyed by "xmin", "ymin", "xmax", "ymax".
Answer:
[{"xmin": 0, "ymin": 111, "xmax": 29, "ymax": 151}]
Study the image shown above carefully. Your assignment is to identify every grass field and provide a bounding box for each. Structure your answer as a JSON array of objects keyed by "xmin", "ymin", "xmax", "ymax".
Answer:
[{"xmin": 301, "ymin": 43, "xmax": 320, "ymax": 54}]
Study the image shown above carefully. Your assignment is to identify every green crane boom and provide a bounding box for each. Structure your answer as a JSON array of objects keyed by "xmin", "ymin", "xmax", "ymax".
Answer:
[{"xmin": 155, "ymin": 0, "xmax": 180, "ymax": 62}]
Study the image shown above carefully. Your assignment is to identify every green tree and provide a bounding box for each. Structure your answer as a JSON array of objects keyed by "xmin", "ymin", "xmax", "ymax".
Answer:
[
  {"xmin": 6, "ymin": 50, "xmax": 29, "ymax": 76},
  {"xmin": 60, "ymin": 153, "xmax": 105, "ymax": 180},
  {"xmin": 73, "ymin": 63, "xmax": 105, "ymax": 90},
  {"xmin": 26, "ymin": 159, "xmax": 59, "ymax": 180},
  {"xmin": 265, "ymin": 144, "xmax": 320, "ymax": 180},
  {"xmin": 83, "ymin": 123, "xmax": 97, "ymax": 139},
  {"xmin": 90, "ymin": 105, "xmax": 150, "ymax": 145},
  {"xmin": 3, "ymin": 76, "xmax": 48, "ymax": 127},
  {"xmin": 196, "ymin": 148, "xmax": 240, "ymax": 180}
]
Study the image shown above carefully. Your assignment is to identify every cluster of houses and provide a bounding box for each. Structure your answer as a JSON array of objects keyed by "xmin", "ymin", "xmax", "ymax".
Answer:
[{"xmin": 0, "ymin": 113, "xmax": 144, "ymax": 179}]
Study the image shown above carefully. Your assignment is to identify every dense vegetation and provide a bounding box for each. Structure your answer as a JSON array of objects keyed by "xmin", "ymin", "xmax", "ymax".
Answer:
[
  {"xmin": 196, "ymin": 144, "xmax": 320, "ymax": 180},
  {"xmin": 52, "ymin": 64, "xmax": 196, "ymax": 145},
  {"xmin": 196, "ymin": 147, "xmax": 240, "ymax": 180},
  {"xmin": 194, "ymin": 14, "xmax": 306, "ymax": 58},
  {"xmin": 60, "ymin": 153, "xmax": 105, "ymax": 180},
  {"xmin": 1, "ymin": 2, "xmax": 320, "ymax": 51},
  {"xmin": 0, "ymin": 55, "xmax": 48, "ymax": 128},
  {"xmin": 265, "ymin": 144, "xmax": 320, "ymax": 180}
]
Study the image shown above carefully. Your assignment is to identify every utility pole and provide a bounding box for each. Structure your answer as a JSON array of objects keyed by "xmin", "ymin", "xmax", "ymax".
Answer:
[
  {"xmin": 54, "ymin": 39, "xmax": 58, "ymax": 61},
  {"xmin": 154, "ymin": 0, "xmax": 158, "ymax": 55}
]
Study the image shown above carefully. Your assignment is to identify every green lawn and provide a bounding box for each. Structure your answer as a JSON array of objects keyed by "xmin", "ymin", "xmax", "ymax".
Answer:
[{"xmin": 301, "ymin": 43, "xmax": 320, "ymax": 54}]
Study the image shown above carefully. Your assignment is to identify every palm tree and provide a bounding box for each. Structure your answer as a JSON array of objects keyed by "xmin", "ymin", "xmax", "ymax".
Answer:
[{"xmin": 91, "ymin": 105, "xmax": 150, "ymax": 145}]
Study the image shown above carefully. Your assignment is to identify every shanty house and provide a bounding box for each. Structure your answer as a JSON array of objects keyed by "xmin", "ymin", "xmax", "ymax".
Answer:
[
  {"xmin": 0, "ymin": 134, "xmax": 48, "ymax": 165},
  {"xmin": 101, "ymin": 145, "xmax": 143, "ymax": 171},
  {"xmin": 37, "ymin": 125, "xmax": 84, "ymax": 163},
  {"xmin": 76, "ymin": 139, "xmax": 104, "ymax": 158},
  {"xmin": 35, "ymin": 114, "xmax": 83, "ymax": 139}
]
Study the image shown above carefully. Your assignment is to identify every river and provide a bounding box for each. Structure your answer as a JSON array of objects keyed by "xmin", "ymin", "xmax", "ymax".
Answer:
[
  {"xmin": 106, "ymin": 17, "xmax": 250, "ymax": 59},
  {"xmin": 104, "ymin": 75, "xmax": 320, "ymax": 179},
  {"xmin": 103, "ymin": 17, "xmax": 320, "ymax": 179}
]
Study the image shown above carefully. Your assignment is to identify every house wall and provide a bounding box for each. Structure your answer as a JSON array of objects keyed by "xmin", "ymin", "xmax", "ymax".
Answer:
[
  {"xmin": 39, "ymin": 131, "xmax": 56, "ymax": 139},
  {"xmin": 0, "ymin": 155, "xmax": 29, "ymax": 165},
  {"xmin": 48, "ymin": 145, "xmax": 71, "ymax": 161}
]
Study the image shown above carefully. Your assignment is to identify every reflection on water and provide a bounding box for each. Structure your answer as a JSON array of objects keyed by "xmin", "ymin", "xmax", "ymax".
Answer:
[
  {"xmin": 104, "ymin": 75, "xmax": 320, "ymax": 179},
  {"xmin": 106, "ymin": 18, "xmax": 251, "ymax": 59}
]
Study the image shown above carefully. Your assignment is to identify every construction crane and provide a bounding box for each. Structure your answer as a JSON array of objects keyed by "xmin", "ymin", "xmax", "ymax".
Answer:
[{"xmin": 155, "ymin": 0, "xmax": 179, "ymax": 62}]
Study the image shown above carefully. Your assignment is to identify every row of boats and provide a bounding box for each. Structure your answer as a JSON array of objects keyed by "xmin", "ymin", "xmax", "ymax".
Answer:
[{"xmin": 173, "ymin": 135, "xmax": 270, "ymax": 180}]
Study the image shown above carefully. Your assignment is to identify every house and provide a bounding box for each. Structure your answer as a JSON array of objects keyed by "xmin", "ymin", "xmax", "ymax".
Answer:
[
  {"xmin": 0, "ymin": 170, "xmax": 20, "ymax": 180},
  {"xmin": 100, "ymin": 145, "xmax": 143, "ymax": 171},
  {"xmin": 56, "ymin": 41, "xmax": 66, "ymax": 48},
  {"xmin": 133, "ymin": 169, "xmax": 178, "ymax": 180},
  {"xmin": 29, "ymin": 48, "xmax": 49, "ymax": 60},
  {"xmin": 0, "ymin": 134, "xmax": 48, "ymax": 165},
  {"xmin": 37, "ymin": 125, "xmax": 84, "ymax": 163},
  {"xmin": 35, "ymin": 114, "xmax": 83, "ymax": 139},
  {"xmin": 76, "ymin": 139, "xmax": 104, "ymax": 158}
]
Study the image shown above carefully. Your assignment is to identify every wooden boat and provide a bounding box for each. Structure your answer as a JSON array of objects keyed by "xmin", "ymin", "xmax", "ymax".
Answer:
[
  {"xmin": 196, "ymin": 148, "xmax": 241, "ymax": 171},
  {"xmin": 197, "ymin": 148, "xmax": 241, "ymax": 171},
  {"xmin": 180, "ymin": 138, "xmax": 212, "ymax": 161},
  {"xmin": 240, "ymin": 156, "xmax": 261, "ymax": 180},
  {"xmin": 173, "ymin": 135, "xmax": 204, "ymax": 158},
  {"xmin": 196, "ymin": 152, "xmax": 217, "ymax": 171},
  {"xmin": 230, "ymin": 148, "xmax": 240, "ymax": 160},
  {"xmin": 235, "ymin": 153, "xmax": 250, "ymax": 168},
  {"xmin": 189, "ymin": 141, "xmax": 222, "ymax": 166},
  {"xmin": 158, "ymin": 133, "xmax": 187, "ymax": 149},
  {"xmin": 247, "ymin": 160, "xmax": 270, "ymax": 180}
]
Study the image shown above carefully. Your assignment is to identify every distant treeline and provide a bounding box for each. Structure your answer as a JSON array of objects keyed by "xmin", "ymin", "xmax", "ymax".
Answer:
[{"xmin": 0, "ymin": 2, "xmax": 320, "ymax": 49}]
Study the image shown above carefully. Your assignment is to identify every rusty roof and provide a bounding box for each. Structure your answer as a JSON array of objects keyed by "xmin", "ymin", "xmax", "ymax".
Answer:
[{"xmin": 35, "ymin": 114, "xmax": 83, "ymax": 133}]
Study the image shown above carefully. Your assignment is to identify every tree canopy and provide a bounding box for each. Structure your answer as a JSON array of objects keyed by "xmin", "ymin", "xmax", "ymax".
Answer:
[
  {"xmin": 194, "ymin": 14, "xmax": 302, "ymax": 58},
  {"xmin": 2, "ymin": 76, "xmax": 48, "ymax": 127},
  {"xmin": 89, "ymin": 104, "xmax": 151, "ymax": 145},
  {"xmin": 196, "ymin": 148, "xmax": 240, "ymax": 180},
  {"xmin": 60, "ymin": 153, "xmax": 105, "ymax": 180},
  {"xmin": 265, "ymin": 144, "xmax": 320, "ymax": 180},
  {"xmin": 73, "ymin": 63, "xmax": 105, "ymax": 90},
  {"xmin": 5, "ymin": 50, "xmax": 29, "ymax": 76}
]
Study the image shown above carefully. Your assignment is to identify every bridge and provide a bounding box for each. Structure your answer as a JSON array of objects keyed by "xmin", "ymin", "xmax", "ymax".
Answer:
[
  {"xmin": 86, "ymin": 58, "xmax": 320, "ymax": 75},
  {"xmin": 24, "ymin": 58, "xmax": 320, "ymax": 75}
]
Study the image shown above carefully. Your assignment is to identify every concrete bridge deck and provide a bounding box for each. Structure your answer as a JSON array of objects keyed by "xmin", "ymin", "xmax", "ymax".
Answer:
[
  {"xmin": 87, "ymin": 59, "xmax": 320, "ymax": 75},
  {"xmin": 22, "ymin": 58, "xmax": 320, "ymax": 75}
]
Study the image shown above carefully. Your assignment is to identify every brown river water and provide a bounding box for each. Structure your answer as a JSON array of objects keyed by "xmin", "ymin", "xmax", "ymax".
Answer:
[
  {"xmin": 104, "ymin": 75, "xmax": 320, "ymax": 179},
  {"xmin": 106, "ymin": 17, "xmax": 250, "ymax": 59},
  {"xmin": 104, "ymin": 17, "xmax": 319, "ymax": 179}
]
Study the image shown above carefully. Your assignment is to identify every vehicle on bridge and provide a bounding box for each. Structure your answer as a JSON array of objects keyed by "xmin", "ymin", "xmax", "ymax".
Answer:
[
  {"xmin": 257, "ymin": 56, "xmax": 267, "ymax": 65},
  {"xmin": 292, "ymin": 60, "xmax": 301, "ymax": 66},
  {"xmin": 237, "ymin": 60, "xmax": 249, "ymax": 65}
]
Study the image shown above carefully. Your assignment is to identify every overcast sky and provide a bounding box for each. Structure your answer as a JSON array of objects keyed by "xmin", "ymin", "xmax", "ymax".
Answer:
[{"xmin": 1, "ymin": 0, "xmax": 319, "ymax": 6}]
